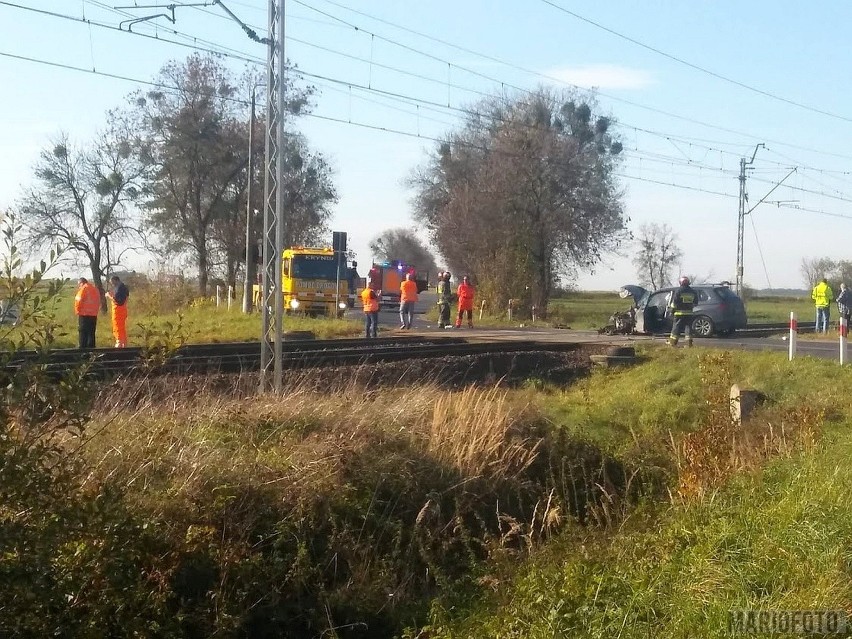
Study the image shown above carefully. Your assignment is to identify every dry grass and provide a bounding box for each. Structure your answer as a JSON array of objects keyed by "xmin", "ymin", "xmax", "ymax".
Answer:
[{"xmin": 77, "ymin": 375, "xmax": 543, "ymax": 514}]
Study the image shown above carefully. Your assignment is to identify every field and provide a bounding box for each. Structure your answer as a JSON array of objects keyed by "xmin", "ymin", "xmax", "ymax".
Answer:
[
  {"xmin": 549, "ymin": 291, "xmax": 817, "ymax": 329},
  {"xmin": 16, "ymin": 275, "xmax": 824, "ymax": 349},
  {"xmin": 25, "ymin": 278, "xmax": 363, "ymax": 348}
]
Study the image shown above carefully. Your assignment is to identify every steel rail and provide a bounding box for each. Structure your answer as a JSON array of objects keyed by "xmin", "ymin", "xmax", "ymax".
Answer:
[{"xmin": 3, "ymin": 338, "xmax": 582, "ymax": 378}]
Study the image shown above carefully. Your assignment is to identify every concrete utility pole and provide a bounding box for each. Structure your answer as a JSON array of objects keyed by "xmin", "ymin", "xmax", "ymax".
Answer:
[
  {"xmin": 259, "ymin": 0, "xmax": 286, "ymax": 393},
  {"xmin": 242, "ymin": 83, "xmax": 263, "ymax": 314},
  {"xmin": 736, "ymin": 144, "xmax": 764, "ymax": 296}
]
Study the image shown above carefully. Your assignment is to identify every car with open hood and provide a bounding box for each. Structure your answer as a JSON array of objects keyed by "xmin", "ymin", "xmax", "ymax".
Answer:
[{"xmin": 619, "ymin": 282, "xmax": 747, "ymax": 337}]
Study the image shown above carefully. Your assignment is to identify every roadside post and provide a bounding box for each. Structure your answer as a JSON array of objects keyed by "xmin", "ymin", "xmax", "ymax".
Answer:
[
  {"xmin": 479, "ymin": 300, "xmax": 486, "ymax": 320},
  {"xmin": 508, "ymin": 299, "xmax": 514, "ymax": 322},
  {"xmin": 841, "ymin": 317, "xmax": 848, "ymax": 365},
  {"xmin": 216, "ymin": 285, "xmax": 222, "ymax": 309},
  {"xmin": 788, "ymin": 311, "xmax": 797, "ymax": 361},
  {"xmin": 228, "ymin": 285, "xmax": 234, "ymax": 311}
]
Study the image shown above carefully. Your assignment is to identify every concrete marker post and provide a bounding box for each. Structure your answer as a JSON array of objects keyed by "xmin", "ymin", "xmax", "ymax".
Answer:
[
  {"xmin": 216, "ymin": 285, "xmax": 221, "ymax": 309},
  {"xmin": 789, "ymin": 311, "xmax": 797, "ymax": 361},
  {"xmin": 228, "ymin": 285, "xmax": 234, "ymax": 311}
]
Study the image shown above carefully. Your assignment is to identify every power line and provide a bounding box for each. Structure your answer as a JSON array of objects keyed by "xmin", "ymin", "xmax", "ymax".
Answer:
[
  {"xmin": 12, "ymin": 0, "xmax": 852, "ymax": 173},
  {"xmin": 538, "ymin": 0, "xmax": 852, "ymax": 125},
  {"xmin": 297, "ymin": 0, "xmax": 852, "ymax": 163}
]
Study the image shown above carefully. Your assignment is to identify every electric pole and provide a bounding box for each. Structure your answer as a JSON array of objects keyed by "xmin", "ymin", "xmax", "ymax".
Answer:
[
  {"xmin": 260, "ymin": 0, "xmax": 286, "ymax": 393},
  {"xmin": 736, "ymin": 143, "xmax": 764, "ymax": 296},
  {"xmin": 119, "ymin": 0, "xmax": 287, "ymax": 391}
]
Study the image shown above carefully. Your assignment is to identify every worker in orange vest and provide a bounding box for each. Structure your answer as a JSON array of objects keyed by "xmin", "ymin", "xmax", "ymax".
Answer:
[
  {"xmin": 74, "ymin": 277, "xmax": 100, "ymax": 349},
  {"xmin": 105, "ymin": 275, "xmax": 130, "ymax": 348},
  {"xmin": 361, "ymin": 278, "xmax": 380, "ymax": 339},
  {"xmin": 399, "ymin": 272, "xmax": 419, "ymax": 330},
  {"xmin": 455, "ymin": 275, "xmax": 475, "ymax": 328}
]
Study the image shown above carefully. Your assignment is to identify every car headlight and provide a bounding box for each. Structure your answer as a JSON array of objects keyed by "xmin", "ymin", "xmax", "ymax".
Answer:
[
  {"xmin": 338, "ymin": 302, "xmax": 347, "ymax": 310},
  {"xmin": 290, "ymin": 299, "xmax": 300, "ymax": 309}
]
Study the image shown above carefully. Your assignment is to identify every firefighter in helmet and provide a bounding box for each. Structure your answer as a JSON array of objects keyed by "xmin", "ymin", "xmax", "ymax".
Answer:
[{"xmin": 667, "ymin": 276, "xmax": 697, "ymax": 347}]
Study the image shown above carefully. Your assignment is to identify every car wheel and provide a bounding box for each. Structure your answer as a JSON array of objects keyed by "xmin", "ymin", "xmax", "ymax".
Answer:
[{"xmin": 691, "ymin": 315, "xmax": 715, "ymax": 337}]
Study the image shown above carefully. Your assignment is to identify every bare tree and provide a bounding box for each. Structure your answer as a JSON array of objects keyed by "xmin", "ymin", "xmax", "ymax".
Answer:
[
  {"xmin": 801, "ymin": 257, "xmax": 837, "ymax": 288},
  {"xmin": 369, "ymin": 228, "xmax": 438, "ymax": 274},
  {"xmin": 19, "ymin": 120, "xmax": 144, "ymax": 311},
  {"xmin": 631, "ymin": 223, "xmax": 683, "ymax": 290},
  {"xmin": 410, "ymin": 88, "xmax": 626, "ymax": 311}
]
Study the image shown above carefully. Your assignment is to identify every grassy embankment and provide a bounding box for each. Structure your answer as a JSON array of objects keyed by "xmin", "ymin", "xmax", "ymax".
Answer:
[
  {"xmin": 420, "ymin": 349, "xmax": 852, "ymax": 638},
  {"xmin": 4, "ymin": 341, "xmax": 848, "ymax": 637}
]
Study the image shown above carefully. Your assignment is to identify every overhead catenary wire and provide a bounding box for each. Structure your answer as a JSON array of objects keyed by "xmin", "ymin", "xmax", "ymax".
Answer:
[
  {"xmin": 5, "ymin": 2, "xmax": 847, "ymax": 222},
  {"xmin": 9, "ymin": 0, "xmax": 852, "ymax": 172},
  {"xmin": 538, "ymin": 0, "xmax": 852, "ymax": 125}
]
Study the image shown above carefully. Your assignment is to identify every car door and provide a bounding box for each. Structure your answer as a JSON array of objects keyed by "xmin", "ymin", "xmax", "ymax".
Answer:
[{"xmin": 643, "ymin": 290, "xmax": 672, "ymax": 333}]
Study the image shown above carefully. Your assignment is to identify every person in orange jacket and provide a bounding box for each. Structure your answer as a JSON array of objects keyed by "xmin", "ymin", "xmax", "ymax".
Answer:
[
  {"xmin": 455, "ymin": 275, "xmax": 475, "ymax": 328},
  {"xmin": 74, "ymin": 277, "xmax": 100, "ymax": 349},
  {"xmin": 399, "ymin": 272, "xmax": 419, "ymax": 330},
  {"xmin": 105, "ymin": 275, "xmax": 130, "ymax": 348},
  {"xmin": 361, "ymin": 278, "xmax": 380, "ymax": 339}
]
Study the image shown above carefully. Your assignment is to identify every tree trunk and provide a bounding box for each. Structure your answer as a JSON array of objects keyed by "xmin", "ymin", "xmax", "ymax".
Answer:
[
  {"xmin": 198, "ymin": 243, "xmax": 209, "ymax": 297},
  {"xmin": 90, "ymin": 263, "xmax": 108, "ymax": 314}
]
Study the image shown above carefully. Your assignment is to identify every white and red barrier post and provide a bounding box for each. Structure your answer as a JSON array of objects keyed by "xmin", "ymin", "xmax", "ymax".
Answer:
[
  {"xmin": 789, "ymin": 311, "xmax": 797, "ymax": 361},
  {"xmin": 841, "ymin": 317, "xmax": 848, "ymax": 365}
]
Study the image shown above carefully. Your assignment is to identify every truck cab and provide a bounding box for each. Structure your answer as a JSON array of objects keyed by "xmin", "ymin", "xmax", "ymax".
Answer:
[{"xmin": 283, "ymin": 247, "xmax": 348, "ymax": 317}]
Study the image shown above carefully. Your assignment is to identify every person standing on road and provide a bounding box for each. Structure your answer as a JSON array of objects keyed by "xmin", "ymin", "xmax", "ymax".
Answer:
[
  {"xmin": 837, "ymin": 282, "xmax": 852, "ymax": 328},
  {"xmin": 399, "ymin": 272, "xmax": 418, "ymax": 330},
  {"xmin": 361, "ymin": 278, "xmax": 380, "ymax": 339},
  {"xmin": 346, "ymin": 261, "xmax": 359, "ymax": 308},
  {"xmin": 667, "ymin": 276, "xmax": 697, "ymax": 347},
  {"xmin": 437, "ymin": 271, "xmax": 452, "ymax": 329},
  {"xmin": 455, "ymin": 276, "xmax": 475, "ymax": 328},
  {"xmin": 74, "ymin": 277, "xmax": 100, "ymax": 349},
  {"xmin": 106, "ymin": 275, "xmax": 130, "ymax": 348},
  {"xmin": 812, "ymin": 277, "xmax": 834, "ymax": 334}
]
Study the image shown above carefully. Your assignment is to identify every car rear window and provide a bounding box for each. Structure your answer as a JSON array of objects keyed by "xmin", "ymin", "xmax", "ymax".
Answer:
[{"xmin": 714, "ymin": 287, "xmax": 740, "ymax": 301}]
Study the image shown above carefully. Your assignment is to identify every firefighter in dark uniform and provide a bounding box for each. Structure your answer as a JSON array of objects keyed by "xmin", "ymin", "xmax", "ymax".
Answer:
[{"xmin": 668, "ymin": 276, "xmax": 697, "ymax": 347}]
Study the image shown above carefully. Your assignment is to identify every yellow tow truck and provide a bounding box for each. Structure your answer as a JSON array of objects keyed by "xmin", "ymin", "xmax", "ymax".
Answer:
[{"xmin": 254, "ymin": 247, "xmax": 349, "ymax": 317}]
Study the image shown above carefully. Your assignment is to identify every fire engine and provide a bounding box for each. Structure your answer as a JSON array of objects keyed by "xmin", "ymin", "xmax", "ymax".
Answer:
[{"xmin": 367, "ymin": 260, "xmax": 429, "ymax": 309}]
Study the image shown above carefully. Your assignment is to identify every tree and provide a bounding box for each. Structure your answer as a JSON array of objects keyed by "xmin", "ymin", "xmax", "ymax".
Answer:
[
  {"xmin": 801, "ymin": 257, "xmax": 837, "ymax": 289},
  {"xmin": 631, "ymin": 223, "xmax": 682, "ymax": 290},
  {"xmin": 19, "ymin": 121, "xmax": 144, "ymax": 311},
  {"xmin": 369, "ymin": 228, "xmax": 438, "ymax": 274},
  {"xmin": 133, "ymin": 54, "xmax": 328, "ymax": 296},
  {"xmin": 410, "ymin": 88, "xmax": 626, "ymax": 312}
]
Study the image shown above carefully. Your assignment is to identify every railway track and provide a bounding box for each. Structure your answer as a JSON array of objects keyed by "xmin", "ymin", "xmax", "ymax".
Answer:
[{"xmin": 5, "ymin": 336, "xmax": 584, "ymax": 377}]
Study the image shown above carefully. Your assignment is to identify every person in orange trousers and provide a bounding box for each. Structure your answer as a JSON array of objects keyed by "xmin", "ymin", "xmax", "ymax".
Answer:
[
  {"xmin": 455, "ymin": 275, "xmax": 475, "ymax": 328},
  {"xmin": 105, "ymin": 275, "xmax": 130, "ymax": 347},
  {"xmin": 74, "ymin": 277, "xmax": 100, "ymax": 349}
]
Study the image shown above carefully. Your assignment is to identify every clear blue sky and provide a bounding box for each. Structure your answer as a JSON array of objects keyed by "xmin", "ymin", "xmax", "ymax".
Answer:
[{"xmin": 2, "ymin": 0, "xmax": 852, "ymax": 291}]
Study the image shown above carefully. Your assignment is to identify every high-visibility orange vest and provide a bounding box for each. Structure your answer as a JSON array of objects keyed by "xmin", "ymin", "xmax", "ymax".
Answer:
[
  {"xmin": 400, "ymin": 279, "xmax": 418, "ymax": 303},
  {"xmin": 361, "ymin": 287, "xmax": 379, "ymax": 313},
  {"xmin": 74, "ymin": 283, "xmax": 100, "ymax": 317}
]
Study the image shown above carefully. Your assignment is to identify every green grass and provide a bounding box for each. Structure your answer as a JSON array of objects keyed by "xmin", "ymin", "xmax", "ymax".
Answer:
[
  {"xmin": 20, "ymin": 286, "xmax": 362, "ymax": 348},
  {"xmin": 418, "ymin": 349, "xmax": 852, "ymax": 639}
]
